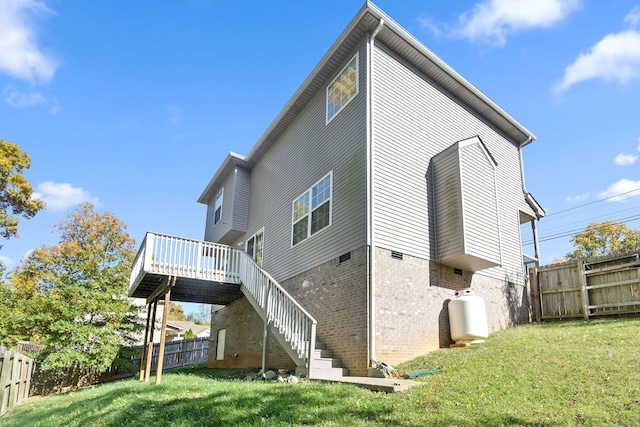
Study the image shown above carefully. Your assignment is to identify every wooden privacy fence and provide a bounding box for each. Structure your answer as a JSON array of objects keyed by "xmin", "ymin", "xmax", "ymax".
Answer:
[
  {"xmin": 29, "ymin": 337, "xmax": 209, "ymax": 396},
  {"xmin": 138, "ymin": 337, "xmax": 209, "ymax": 372},
  {"xmin": 0, "ymin": 346, "xmax": 34, "ymax": 417},
  {"xmin": 530, "ymin": 253, "xmax": 640, "ymax": 321}
]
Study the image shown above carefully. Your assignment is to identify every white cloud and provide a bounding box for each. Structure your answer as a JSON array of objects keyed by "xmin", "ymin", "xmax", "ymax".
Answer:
[
  {"xmin": 0, "ymin": 0, "xmax": 58, "ymax": 83},
  {"xmin": 0, "ymin": 255, "xmax": 15, "ymax": 268},
  {"xmin": 566, "ymin": 192, "xmax": 589, "ymax": 202},
  {"xmin": 417, "ymin": 15, "xmax": 444, "ymax": 38},
  {"xmin": 4, "ymin": 89, "xmax": 47, "ymax": 108},
  {"xmin": 557, "ymin": 29, "xmax": 640, "ymax": 92},
  {"xmin": 597, "ymin": 179, "xmax": 640, "ymax": 202},
  {"xmin": 32, "ymin": 181, "xmax": 99, "ymax": 211},
  {"xmin": 453, "ymin": 0, "xmax": 580, "ymax": 46},
  {"xmin": 637, "ymin": 137, "xmax": 640, "ymax": 152},
  {"xmin": 614, "ymin": 153, "xmax": 638, "ymax": 166},
  {"xmin": 625, "ymin": 7, "xmax": 640, "ymax": 28},
  {"xmin": 4, "ymin": 87, "xmax": 59, "ymax": 111}
]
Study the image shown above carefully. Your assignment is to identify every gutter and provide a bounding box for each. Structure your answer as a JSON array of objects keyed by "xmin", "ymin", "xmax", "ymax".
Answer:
[{"xmin": 367, "ymin": 17, "xmax": 384, "ymax": 367}]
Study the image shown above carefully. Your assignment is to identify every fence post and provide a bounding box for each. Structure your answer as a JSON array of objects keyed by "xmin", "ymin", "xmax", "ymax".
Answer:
[
  {"xmin": 579, "ymin": 261, "xmax": 590, "ymax": 320},
  {"xmin": 1, "ymin": 350, "xmax": 11, "ymax": 416},
  {"xmin": 530, "ymin": 267, "xmax": 541, "ymax": 323},
  {"xmin": 181, "ymin": 339, "xmax": 187, "ymax": 367}
]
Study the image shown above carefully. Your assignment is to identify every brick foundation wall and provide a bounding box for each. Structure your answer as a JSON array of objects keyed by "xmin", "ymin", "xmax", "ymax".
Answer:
[
  {"xmin": 374, "ymin": 247, "xmax": 530, "ymax": 366},
  {"xmin": 207, "ymin": 297, "xmax": 296, "ymax": 371},
  {"xmin": 279, "ymin": 246, "xmax": 370, "ymax": 376}
]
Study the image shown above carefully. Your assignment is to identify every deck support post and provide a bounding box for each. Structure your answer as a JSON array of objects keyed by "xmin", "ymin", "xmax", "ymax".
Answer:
[
  {"xmin": 155, "ymin": 276, "xmax": 176, "ymax": 385},
  {"xmin": 261, "ymin": 284, "xmax": 272, "ymax": 374},
  {"xmin": 531, "ymin": 219, "xmax": 541, "ymax": 266},
  {"xmin": 144, "ymin": 300, "xmax": 158, "ymax": 382},
  {"xmin": 139, "ymin": 303, "xmax": 152, "ymax": 381}
]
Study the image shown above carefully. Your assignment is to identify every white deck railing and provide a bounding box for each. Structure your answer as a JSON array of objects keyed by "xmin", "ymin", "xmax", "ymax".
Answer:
[
  {"xmin": 129, "ymin": 231, "xmax": 317, "ymax": 369},
  {"xmin": 129, "ymin": 232, "xmax": 242, "ymax": 293}
]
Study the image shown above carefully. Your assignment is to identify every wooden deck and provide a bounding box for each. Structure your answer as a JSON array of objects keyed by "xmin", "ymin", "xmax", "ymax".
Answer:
[
  {"xmin": 128, "ymin": 232, "xmax": 244, "ymax": 304},
  {"xmin": 131, "ymin": 232, "xmax": 319, "ymax": 382}
]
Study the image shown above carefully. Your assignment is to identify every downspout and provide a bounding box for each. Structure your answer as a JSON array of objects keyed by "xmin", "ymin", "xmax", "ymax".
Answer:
[
  {"xmin": 518, "ymin": 135, "xmax": 532, "ymax": 196},
  {"xmin": 519, "ymin": 135, "xmax": 541, "ymax": 264},
  {"xmin": 367, "ymin": 18, "xmax": 384, "ymax": 367}
]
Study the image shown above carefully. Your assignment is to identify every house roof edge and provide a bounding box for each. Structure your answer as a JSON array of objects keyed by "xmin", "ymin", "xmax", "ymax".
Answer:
[
  {"xmin": 200, "ymin": 1, "xmax": 537, "ymax": 203},
  {"xmin": 198, "ymin": 152, "xmax": 248, "ymax": 204}
]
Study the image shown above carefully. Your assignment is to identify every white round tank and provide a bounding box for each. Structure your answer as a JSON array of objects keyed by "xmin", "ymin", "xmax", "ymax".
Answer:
[{"xmin": 448, "ymin": 288, "xmax": 489, "ymax": 343}]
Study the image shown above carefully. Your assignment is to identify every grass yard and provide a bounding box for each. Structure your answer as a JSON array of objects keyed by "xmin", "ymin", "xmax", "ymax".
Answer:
[{"xmin": 2, "ymin": 319, "xmax": 639, "ymax": 426}]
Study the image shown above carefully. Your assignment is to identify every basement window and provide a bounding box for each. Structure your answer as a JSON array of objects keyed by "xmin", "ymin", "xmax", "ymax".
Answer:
[
  {"xmin": 339, "ymin": 252, "xmax": 351, "ymax": 263},
  {"xmin": 391, "ymin": 251, "xmax": 404, "ymax": 260},
  {"xmin": 326, "ymin": 52, "xmax": 359, "ymax": 123}
]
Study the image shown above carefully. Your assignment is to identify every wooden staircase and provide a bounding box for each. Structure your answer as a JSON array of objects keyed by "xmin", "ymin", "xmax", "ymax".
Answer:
[{"xmin": 129, "ymin": 232, "xmax": 346, "ymax": 379}]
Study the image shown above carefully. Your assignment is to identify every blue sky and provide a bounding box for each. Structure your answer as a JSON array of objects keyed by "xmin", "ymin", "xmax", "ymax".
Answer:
[{"xmin": 1, "ymin": 0, "xmax": 640, "ymax": 313}]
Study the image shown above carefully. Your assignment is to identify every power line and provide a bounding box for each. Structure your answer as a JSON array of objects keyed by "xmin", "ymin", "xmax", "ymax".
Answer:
[
  {"xmin": 523, "ymin": 214, "xmax": 640, "ymax": 245},
  {"xmin": 544, "ymin": 187, "xmax": 640, "ymax": 218},
  {"xmin": 540, "ymin": 204, "xmax": 640, "ymax": 233}
]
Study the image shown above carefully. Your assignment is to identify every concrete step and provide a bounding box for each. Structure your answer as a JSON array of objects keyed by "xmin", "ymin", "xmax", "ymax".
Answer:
[
  {"xmin": 312, "ymin": 357, "xmax": 343, "ymax": 369},
  {"xmin": 313, "ymin": 348, "xmax": 333, "ymax": 359},
  {"xmin": 296, "ymin": 366, "xmax": 348, "ymax": 379},
  {"xmin": 313, "ymin": 341, "xmax": 327, "ymax": 350}
]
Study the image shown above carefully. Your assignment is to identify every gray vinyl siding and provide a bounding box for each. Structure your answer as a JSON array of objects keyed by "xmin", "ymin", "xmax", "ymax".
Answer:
[
  {"xmin": 239, "ymin": 43, "xmax": 368, "ymax": 282},
  {"xmin": 204, "ymin": 168, "xmax": 249, "ymax": 244},
  {"xmin": 232, "ymin": 168, "xmax": 251, "ymax": 232},
  {"xmin": 431, "ymin": 145, "xmax": 464, "ymax": 260},
  {"xmin": 459, "ymin": 142, "xmax": 501, "ymax": 266},
  {"xmin": 372, "ymin": 42, "xmax": 528, "ymax": 284}
]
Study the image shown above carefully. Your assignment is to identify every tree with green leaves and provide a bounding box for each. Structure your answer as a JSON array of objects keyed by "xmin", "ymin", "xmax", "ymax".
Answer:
[
  {"xmin": 0, "ymin": 138, "xmax": 44, "ymax": 245},
  {"xmin": 566, "ymin": 220, "xmax": 640, "ymax": 260},
  {"xmin": 168, "ymin": 302, "xmax": 188, "ymax": 321},
  {"xmin": 1, "ymin": 203, "xmax": 143, "ymax": 372}
]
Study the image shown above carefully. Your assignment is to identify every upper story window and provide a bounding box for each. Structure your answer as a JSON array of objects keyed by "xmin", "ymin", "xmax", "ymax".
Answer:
[
  {"xmin": 214, "ymin": 189, "xmax": 223, "ymax": 225},
  {"xmin": 292, "ymin": 172, "xmax": 332, "ymax": 246},
  {"xmin": 326, "ymin": 52, "xmax": 359, "ymax": 123}
]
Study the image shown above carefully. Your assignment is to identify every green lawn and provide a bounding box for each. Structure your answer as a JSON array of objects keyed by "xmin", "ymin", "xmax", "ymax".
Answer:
[{"xmin": 3, "ymin": 319, "xmax": 639, "ymax": 426}]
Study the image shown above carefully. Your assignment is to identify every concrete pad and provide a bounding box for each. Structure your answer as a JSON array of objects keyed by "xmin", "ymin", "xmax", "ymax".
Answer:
[{"xmin": 311, "ymin": 375, "xmax": 424, "ymax": 393}]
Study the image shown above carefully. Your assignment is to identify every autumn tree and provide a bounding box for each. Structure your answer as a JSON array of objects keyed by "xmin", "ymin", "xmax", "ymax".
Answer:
[
  {"xmin": 566, "ymin": 220, "xmax": 640, "ymax": 260},
  {"xmin": 168, "ymin": 303, "xmax": 188, "ymax": 321},
  {"xmin": 1, "ymin": 203, "xmax": 143, "ymax": 372},
  {"xmin": 0, "ymin": 138, "xmax": 45, "ymax": 246}
]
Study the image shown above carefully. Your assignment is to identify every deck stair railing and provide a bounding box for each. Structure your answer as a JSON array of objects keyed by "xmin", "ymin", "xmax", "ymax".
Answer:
[
  {"xmin": 129, "ymin": 232, "xmax": 316, "ymax": 370},
  {"xmin": 239, "ymin": 253, "xmax": 317, "ymax": 368}
]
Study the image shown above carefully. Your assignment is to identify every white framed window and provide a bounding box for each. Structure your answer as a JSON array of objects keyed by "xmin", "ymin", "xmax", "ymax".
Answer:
[
  {"xmin": 245, "ymin": 228, "xmax": 264, "ymax": 267},
  {"xmin": 214, "ymin": 189, "xmax": 223, "ymax": 226},
  {"xmin": 292, "ymin": 172, "xmax": 332, "ymax": 246},
  {"xmin": 326, "ymin": 52, "xmax": 359, "ymax": 123}
]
